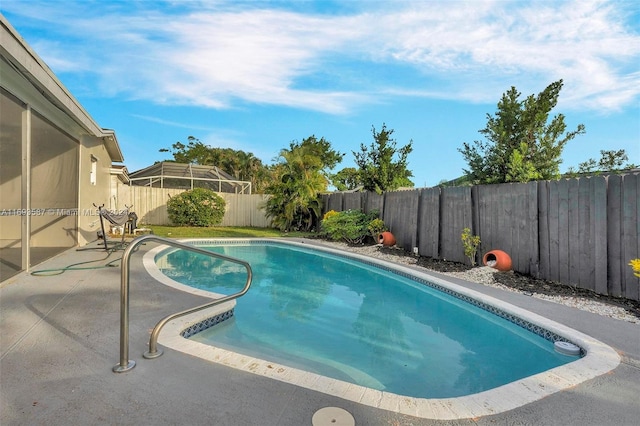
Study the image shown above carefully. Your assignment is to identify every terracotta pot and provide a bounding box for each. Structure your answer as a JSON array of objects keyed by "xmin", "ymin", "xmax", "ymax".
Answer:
[
  {"xmin": 482, "ymin": 250, "xmax": 512, "ymax": 271},
  {"xmin": 378, "ymin": 231, "xmax": 396, "ymax": 247}
]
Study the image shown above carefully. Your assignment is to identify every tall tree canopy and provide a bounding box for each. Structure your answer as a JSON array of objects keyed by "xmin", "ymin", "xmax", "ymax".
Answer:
[
  {"xmin": 263, "ymin": 136, "xmax": 343, "ymax": 231},
  {"xmin": 459, "ymin": 80, "xmax": 585, "ymax": 184},
  {"xmin": 330, "ymin": 167, "xmax": 361, "ymax": 191},
  {"xmin": 160, "ymin": 136, "xmax": 269, "ymax": 192},
  {"xmin": 353, "ymin": 124, "xmax": 414, "ymax": 193}
]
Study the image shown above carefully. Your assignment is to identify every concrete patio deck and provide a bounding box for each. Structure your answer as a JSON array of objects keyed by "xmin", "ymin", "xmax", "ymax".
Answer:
[{"xmin": 1, "ymin": 238, "xmax": 639, "ymax": 425}]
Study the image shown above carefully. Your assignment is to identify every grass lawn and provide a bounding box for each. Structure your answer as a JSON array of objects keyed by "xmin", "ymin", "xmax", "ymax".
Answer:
[{"xmin": 146, "ymin": 225, "xmax": 317, "ymax": 239}]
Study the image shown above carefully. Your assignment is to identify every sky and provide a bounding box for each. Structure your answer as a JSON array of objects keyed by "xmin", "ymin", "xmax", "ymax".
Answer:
[{"xmin": 2, "ymin": 0, "xmax": 639, "ymax": 188}]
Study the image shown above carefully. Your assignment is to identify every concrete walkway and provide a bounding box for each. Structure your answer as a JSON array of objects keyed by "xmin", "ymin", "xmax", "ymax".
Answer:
[{"xmin": 1, "ymin": 239, "xmax": 639, "ymax": 425}]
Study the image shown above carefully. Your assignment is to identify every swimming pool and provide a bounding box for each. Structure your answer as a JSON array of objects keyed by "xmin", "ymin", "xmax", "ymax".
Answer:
[{"xmin": 144, "ymin": 239, "xmax": 620, "ymax": 419}]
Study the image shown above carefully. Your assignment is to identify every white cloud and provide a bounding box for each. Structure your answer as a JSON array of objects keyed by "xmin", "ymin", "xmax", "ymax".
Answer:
[
  {"xmin": 365, "ymin": 1, "xmax": 640, "ymax": 108},
  {"xmin": 29, "ymin": 41, "xmax": 88, "ymax": 73},
  {"xmin": 4, "ymin": 0, "xmax": 639, "ymax": 113},
  {"xmin": 130, "ymin": 114, "xmax": 217, "ymax": 131}
]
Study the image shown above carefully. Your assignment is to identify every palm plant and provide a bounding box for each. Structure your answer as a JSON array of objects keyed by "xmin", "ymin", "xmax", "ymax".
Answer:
[{"xmin": 263, "ymin": 137, "xmax": 341, "ymax": 231}]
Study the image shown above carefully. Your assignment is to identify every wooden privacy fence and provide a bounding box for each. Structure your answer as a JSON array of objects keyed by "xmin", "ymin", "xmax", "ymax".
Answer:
[
  {"xmin": 113, "ymin": 185, "xmax": 270, "ymax": 227},
  {"xmin": 321, "ymin": 173, "xmax": 640, "ymax": 302}
]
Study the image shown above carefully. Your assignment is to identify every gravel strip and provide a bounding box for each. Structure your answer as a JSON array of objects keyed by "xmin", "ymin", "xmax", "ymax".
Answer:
[{"xmin": 318, "ymin": 241, "xmax": 640, "ymax": 324}]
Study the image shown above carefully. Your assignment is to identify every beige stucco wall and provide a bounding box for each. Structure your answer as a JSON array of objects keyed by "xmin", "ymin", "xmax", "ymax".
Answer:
[{"xmin": 77, "ymin": 136, "xmax": 115, "ymax": 246}]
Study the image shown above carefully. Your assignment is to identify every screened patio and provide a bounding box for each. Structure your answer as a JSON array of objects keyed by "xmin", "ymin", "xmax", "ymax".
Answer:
[{"xmin": 128, "ymin": 162, "xmax": 251, "ymax": 194}]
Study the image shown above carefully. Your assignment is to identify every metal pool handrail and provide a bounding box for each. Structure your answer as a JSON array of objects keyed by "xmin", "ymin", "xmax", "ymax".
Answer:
[{"xmin": 113, "ymin": 235, "xmax": 253, "ymax": 373}]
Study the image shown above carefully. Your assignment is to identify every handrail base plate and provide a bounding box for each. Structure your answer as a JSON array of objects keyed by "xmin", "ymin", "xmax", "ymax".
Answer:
[
  {"xmin": 143, "ymin": 349, "xmax": 164, "ymax": 359},
  {"xmin": 112, "ymin": 360, "xmax": 136, "ymax": 373}
]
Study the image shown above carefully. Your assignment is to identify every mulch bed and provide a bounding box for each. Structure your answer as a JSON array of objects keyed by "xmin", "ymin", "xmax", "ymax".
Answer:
[{"xmin": 377, "ymin": 246, "xmax": 640, "ymax": 319}]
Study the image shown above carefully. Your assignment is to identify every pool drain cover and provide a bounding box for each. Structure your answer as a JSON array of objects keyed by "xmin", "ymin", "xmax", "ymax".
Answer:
[{"xmin": 312, "ymin": 407, "xmax": 355, "ymax": 426}]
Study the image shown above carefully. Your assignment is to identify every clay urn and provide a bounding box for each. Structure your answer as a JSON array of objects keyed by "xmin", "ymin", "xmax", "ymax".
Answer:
[
  {"xmin": 482, "ymin": 249, "xmax": 512, "ymax": 272},
  {"xmin": 378, "ymin": 231, "xmax": 396, "ymax": 247}
]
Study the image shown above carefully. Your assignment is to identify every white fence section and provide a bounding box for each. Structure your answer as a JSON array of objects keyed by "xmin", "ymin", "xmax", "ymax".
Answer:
[{"xmin": 110, "ymin": 181, "xmax": 270, "ymax": 227}]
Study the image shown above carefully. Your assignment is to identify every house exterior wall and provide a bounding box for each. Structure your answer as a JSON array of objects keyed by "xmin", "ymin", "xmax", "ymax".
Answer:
[
  {"xmin": 77, "ymin": 136, "xmax": 114, "ymax": 246},
  {"xmin": 0, "ymin": 16, "xmax": 124, "ymax": 281}
]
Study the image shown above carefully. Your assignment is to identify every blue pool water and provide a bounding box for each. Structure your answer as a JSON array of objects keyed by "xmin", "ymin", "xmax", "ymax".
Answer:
[{"xmin": 157, "ymin": 242, "xmax": 576, "ymax": 398}]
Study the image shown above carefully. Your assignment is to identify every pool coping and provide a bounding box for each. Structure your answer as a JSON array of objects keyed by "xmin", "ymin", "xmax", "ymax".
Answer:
[{"xmin": 142, "ymin": 238, "xmax": 621, "ymax": 420}]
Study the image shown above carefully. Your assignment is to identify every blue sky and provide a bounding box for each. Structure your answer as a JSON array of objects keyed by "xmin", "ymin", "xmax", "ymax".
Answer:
[{"xmin": 2, "ymin": 0, "xmax": 639, "ymax": 187}]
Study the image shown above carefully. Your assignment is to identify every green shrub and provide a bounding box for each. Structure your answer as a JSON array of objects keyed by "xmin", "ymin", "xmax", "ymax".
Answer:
[
  {"xmin": 367, "ymin": 217, "xmax": 386, "ymax": 239},
  {"xmin": 167, "ymin": 188, "xmax": 226, "ymax": 227},
  {"xmin": 321, "ymin": 209, "xmax": 380, "ymax": 244}
]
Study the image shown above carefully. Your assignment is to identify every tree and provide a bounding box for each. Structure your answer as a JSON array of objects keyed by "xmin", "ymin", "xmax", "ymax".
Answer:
[
  {"xmin": 331, "ymin": 167, "xmax": 361, "ymax": 191},
  {"xmin": 159, "ymin": 136, "xmax": 270, "ymax": 192},
  {"xmin": 353, "ymin": 124, "xmax": 414, "ymax": 193},
  {"xmin": 459, "ymin": 80, "xmax": 585, "ymax": 184},
  {"xmin": 291, "ymin": 135, "xmax": 344, "ymax": 177},
  {"xmin": 263, "ymin": 136, "xmax": 343, "ymax": 231},
  {"xmin": 159, "ymin": 136, "xmax": 213, "ymax": 164},
  {"xmin": 567, "ymin": 149, "xmax": 638, "ymax": 175}
]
